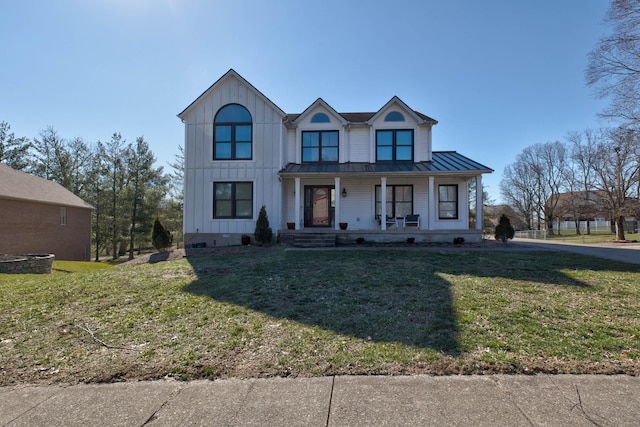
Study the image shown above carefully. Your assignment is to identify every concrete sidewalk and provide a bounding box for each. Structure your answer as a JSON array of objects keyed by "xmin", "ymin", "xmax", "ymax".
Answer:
[
  {"xmin": 2, "ymin": 375, "xmax": 640, "ymax": 426},
  {"xmin": 511, "ymin": 238, "xmax": 640, "ymax": 265}
]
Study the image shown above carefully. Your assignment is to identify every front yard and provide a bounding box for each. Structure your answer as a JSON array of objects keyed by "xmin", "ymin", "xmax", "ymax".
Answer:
[{"xmin": 1, "ymin": 245, "xmax": 638, "ymax": 385}]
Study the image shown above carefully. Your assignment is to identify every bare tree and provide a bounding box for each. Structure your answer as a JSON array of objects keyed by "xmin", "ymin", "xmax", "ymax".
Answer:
[
  {"xmin": 592, "ymin": 127, "xmax": 640, "ymax": 240},
  {"xmin": 587, "ymin": 0, "xmax": 640, "ymax": 124},
  {"xmin": 500, "ymin": 157, "xmax": 537, "ymax": 230}
]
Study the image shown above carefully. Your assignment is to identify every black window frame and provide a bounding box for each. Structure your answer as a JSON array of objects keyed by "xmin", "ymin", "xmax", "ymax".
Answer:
[
  {"xmin": 213, "ymin": 104, "xmax": 253, "ymax": 160},
  {"xmin": 213, "ymin": 181, "xmax": 254, "ymax": 219},
  {"xmin": 374, "ymin": 185, "xmax": 414, "ymax": 218},
  {"xmin": 375, "ymin": 129, "xmax": 414, "ymax": 161},
  {"xmin": 302, "ymin": 130, "xmax": 339, "ymax": 163},
  {"xmin": 438, "ymin": 184, "xmax": 458, "ymax": 220}
]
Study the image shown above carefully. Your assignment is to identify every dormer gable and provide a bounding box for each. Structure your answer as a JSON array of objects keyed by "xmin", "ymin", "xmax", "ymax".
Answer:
[
  {"xmin": 290, "ymin": 98, "xmax": 348, "ymax": 127},
  {"xmin": 366, "ymin": 96, "xmax": 437, "ymax": 127}
]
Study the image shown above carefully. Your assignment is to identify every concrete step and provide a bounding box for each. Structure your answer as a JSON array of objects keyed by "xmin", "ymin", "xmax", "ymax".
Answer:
[{"xmin": 289, "ymin": 233, "xmax": 337, "ymax": 248}]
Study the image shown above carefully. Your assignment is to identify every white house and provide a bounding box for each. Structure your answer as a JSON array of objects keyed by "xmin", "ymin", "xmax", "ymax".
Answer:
[{"xmin": 178, "ymin": 69, "xmax": 492, "ymax": 246}]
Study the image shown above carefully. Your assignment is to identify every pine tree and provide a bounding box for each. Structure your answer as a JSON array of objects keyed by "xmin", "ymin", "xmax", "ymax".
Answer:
[
  {"xmin": 254, "ymin": 205, "xmax": 273, "ymax": 245},
  {"xmin": 494, "ymin": 214, "xmax": 515, "ymax": 243},
  {"xmin": 152, "ymin": 218, "xmax": 173, "ymax": 252}
]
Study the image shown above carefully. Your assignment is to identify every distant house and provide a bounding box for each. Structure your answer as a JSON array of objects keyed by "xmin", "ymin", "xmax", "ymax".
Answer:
[
  {"xmin": 0, "ymin": 163, "xmax": 93, "ymax": 261},
  {"xmin": 178, "ymin": 69, "xmax": 492, "ymax": 245}
]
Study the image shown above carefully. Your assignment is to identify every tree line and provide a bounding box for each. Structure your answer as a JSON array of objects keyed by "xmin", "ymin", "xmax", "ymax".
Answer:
[
  {"xmin": 0, "ymin": 121, "xmax": 183, "ymax": 260},
  {"xmin": 500, "ymin": 1, "xmax": 640, "ymax": 241}
]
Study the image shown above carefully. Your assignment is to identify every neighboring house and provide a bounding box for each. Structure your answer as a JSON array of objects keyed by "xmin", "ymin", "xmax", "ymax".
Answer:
[
  {"xmin": 0, "ymin": 163, "xmax": 94, "ymax": 260},
  {"xmin": 178, "ymin": 69, "xmax": 493, "ymax": 245},
  {"xmin": 550, "ymin": 190, "xmax": 638, "ymax": 233}
]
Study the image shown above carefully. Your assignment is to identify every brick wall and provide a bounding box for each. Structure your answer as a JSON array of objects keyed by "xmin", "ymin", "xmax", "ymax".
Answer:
[{"xmin": 0, "ymin": 199, "xmax": 92, "ymax": 261}]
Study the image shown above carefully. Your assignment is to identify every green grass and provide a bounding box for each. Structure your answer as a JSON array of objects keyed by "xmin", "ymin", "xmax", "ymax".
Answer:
[
  {"xmin": 1, "ymin": 246, "xmax": 639, "ymax": 385},
  {"xmin": 52, "ymin": 261, "xmax": 116, "ymax": 273},
  {"xmin": 545, "ymin": 231, "xmax": 639, "ymax": 243}
]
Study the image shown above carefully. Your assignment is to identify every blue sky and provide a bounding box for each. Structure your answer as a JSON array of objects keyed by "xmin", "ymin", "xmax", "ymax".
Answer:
[{"xmin": 0, "ymin": 0, "xmax": 611, "ymax": 203}]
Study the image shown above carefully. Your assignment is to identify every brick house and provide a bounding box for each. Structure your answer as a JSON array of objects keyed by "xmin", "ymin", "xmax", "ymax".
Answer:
[{"xmin": 0, "ymin": 163, "xmax": 93, "ymax": 261}]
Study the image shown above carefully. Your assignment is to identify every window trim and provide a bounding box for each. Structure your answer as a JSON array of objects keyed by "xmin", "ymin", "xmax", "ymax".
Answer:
[
  {"xmin": 374, "ymin": 185, "xmax": 414, "ymax": 218},
  {"xmin": 213, "ymin": 104, "xmax": 253, "ymax": 160},
  {"xmin": 213, "ymin": 181, "xmax": 254, "ymax": 219},
  {"xmin": 375, "ymin": 129, "xmax": 414, "ymax": 161},
  {"xmin": 302, "ymin": 130, "xmax": 339, "ymax": 163},
  {"xmin": 438, "ymin": 184, "xmax": 458, "ymax": 220}
]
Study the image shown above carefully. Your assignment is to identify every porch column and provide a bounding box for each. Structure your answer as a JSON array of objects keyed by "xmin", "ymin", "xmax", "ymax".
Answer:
[
  {"xmin": 475, "ymin": 175, "xmax": 483, "ymax": 231},
  {"xmin": 294, "ymin": 177, "xmax": 301, "ymax": 230},
  {"xmin": 428, "ymin": 176, "xmax": 435, "ymax": 229},
  {"xmin": 381, "ymin": 176, "xmax": 387, "ymax": 230},
  {"xmin": 334, "ymin": 176, "xmax": 341, "ymax": 230}
]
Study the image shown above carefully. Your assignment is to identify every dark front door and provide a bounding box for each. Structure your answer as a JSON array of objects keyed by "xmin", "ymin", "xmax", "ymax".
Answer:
[{"xmin": 304, "ymin": 186, "xmax": 335, "ymax": 227}]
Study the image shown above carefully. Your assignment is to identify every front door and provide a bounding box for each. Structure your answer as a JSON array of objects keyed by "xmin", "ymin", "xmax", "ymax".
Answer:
[{"xmin": 304, "ymin": 186, "xmax": 335, "ymax": 227}]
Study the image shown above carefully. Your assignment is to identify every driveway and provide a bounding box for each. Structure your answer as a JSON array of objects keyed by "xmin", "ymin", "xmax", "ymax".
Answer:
[{"xmin": 511, "ymin": 238, "xmax": 640, "ymax": 265}]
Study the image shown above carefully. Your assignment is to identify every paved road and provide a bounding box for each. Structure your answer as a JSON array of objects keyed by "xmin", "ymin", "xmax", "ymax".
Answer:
[
  {"xmin": 511, "ymin": 238, "xmax": 640, "ymax": 265},
  {"xmin": 2, "ymin": 375, "xmax": 640, "ymax": 426}
]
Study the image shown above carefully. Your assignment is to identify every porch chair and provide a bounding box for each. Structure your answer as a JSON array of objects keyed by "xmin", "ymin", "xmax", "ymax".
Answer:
[
  {"xmin": 404, "ymin": 214, "xmax": 420, "ymax": 229},
  {"xmin": 385, "ymin": 215, "xmax": 398, "ymax": 229}
]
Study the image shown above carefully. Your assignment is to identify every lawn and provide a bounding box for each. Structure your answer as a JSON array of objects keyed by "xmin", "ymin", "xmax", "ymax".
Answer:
[{"xmin": 1, "ymin": 246, "xmax": 639, "ymax": 385}]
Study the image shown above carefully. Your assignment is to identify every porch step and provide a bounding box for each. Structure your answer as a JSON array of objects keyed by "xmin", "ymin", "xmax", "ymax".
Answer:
[{"xmin": 291, "ymin": 233, "xmax": 337, "ymax": 248}]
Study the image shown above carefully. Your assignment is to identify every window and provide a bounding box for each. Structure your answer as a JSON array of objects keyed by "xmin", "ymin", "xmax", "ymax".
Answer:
[
  {"xmin": 213, "ymin": 182, "xmax": 253, "ymax": 218},
  {"xmin": 214, "ymin": 104, "xmax": 252, "ymax": 160},
  {"xmin": 376, "ymin": 130, "xmax": 413, "ymax": 161},
  {"xmin": 375, "ymin": 185, "xmax": 413, "ymax": 218},
  {"xmin": 438, "ymin": 184, "xmax": 458, "ymax": 219},
  {"xmin": 384, "ymin": 111, "xmax": 405, "ymax": 122},
  {"xmin": 311, "ymin": 112, "xmax": 330, "ymax": 123},
  {"xmin": 60, "ymin": 207, "xmax": 67, "ymax": 225},
  {"xmin": 302, "ymin": 131, "xmax": 338, "ymax": 162}
]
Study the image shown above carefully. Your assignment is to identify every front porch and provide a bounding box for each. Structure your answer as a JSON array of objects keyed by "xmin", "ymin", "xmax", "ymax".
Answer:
[{"xmin": 279, "ymin": 228, "xmax": 483, "ymax": 247}]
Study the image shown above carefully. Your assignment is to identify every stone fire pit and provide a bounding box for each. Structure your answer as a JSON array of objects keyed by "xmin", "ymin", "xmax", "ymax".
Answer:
[{"xmin": 0, "ymin": 254, "xmax": 55, "ymax": 274}]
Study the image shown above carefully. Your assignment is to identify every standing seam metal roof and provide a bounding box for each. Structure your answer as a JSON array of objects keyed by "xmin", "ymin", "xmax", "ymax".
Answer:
[{"xmin": 279, "ymin": 151, "xmax": 493, "ymax": 175}]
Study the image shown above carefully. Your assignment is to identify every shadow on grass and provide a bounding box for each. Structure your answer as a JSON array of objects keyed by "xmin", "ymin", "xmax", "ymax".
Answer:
[{"xmin": 182, "ymin": 247, "xmax": 633, "ymax": 354}]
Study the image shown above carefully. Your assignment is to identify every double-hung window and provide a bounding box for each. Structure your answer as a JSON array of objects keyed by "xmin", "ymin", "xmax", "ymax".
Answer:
[
  {"xmin": 213, "ymin": 182, "xmax": 253, "ymax": 218},
  {"xmin": 302, "ymin": 131, "xmax": 338, "ymax": 162},
  {"xmin": 376, "ymin": 130, "xmax": 414, "ymax": 161},
  {"xmin": 375, "ymin": 185, "xmax": 413, "ymax": 218},
  {"xmin": 214, "ymin": 104, "xmax": 252, "ymax": 160},
  {"xmin": 438, "ymin": 184, "xmax": 458, "ymax": 219}
]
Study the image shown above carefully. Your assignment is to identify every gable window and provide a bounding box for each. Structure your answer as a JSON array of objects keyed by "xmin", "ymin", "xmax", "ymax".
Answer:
[
  {"xmin": 438, "ymin": 184, "xmax": 458, "ymax": 219},
  {"xmin": 60, "ymin": 207, "xmax": 67, "ymax": 225},
  {"xmin": 214, "ymin": 104, "xmax": 252, "ymax": 160},
  {"xmin": 311, "ymin": 112, "xmax": 330, "ymax": 123},
  {"xmin": 375, "ymin": 185, "xmax": 413, "ymax": 218},
  {"xmin": 376, "ymin": 130, "xmax": 413, "ymax": 161},
  {"xmin": 385, "ymin": 111, "xmax": 405, "ymax": 122},
  {"xmin": 213, "ymin": 182, "xmax": 253, "ymax": 218},
  {"xmin": 302, "ymin": 131, "xmax": 338, "ymax": 162}
]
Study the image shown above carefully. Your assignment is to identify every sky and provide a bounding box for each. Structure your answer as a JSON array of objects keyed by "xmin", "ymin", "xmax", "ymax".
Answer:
[{"xmin": 0, "ymin": 0, "xmax": 612, "ymax": 203}]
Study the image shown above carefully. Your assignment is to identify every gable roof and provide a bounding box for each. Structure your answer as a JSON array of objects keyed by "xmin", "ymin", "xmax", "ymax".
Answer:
[
  {"xmin": 177, "ymin": 69, "xmax": 286, "ymax": 120},
  {"xmin": 291, "ymin": 98, "xmax": 348, "ymax": 125},
  {"xmin": 0, "ymin": 163, "xmax": 94, "ymax": 209},
  {"xmin": 367, "ymin": 96, "xmax": 438, "ymax": 125}
]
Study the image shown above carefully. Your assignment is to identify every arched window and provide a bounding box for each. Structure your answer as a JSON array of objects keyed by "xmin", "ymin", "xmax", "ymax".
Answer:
[
  {"xmin": 214, "ymin": 104, "xmax": 252, "ymax": 160},
  {"xmin": 311, "ymin": 112, "xmax": 330, "ymax": 123},
  {"xmin": 384, "ymin": 111, "xmax": 405, "ymax": 122}
]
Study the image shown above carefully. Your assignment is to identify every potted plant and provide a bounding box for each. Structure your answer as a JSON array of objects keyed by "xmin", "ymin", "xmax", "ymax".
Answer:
[
  {"xmin": 339, "ymin": 222, "xmax": 348, "ymax": 230},
  {"xmin": 241, "ymin": 234, "xmax": 250, "ymax": 245},
  {"xmin": 287, "ymin": 222, "xmax": 295, "ymax": 230}
]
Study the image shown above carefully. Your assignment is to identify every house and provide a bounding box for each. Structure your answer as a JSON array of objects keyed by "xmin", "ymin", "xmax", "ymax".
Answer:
[
  {"xmin": 0, "ymin": 163, "xmax": 94, "ymax": 260},
  {"xmin": 178, "ymin": 69, "xmax": 492, "ymax": 246}
]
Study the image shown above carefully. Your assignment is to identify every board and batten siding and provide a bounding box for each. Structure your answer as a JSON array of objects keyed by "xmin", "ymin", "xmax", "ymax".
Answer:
[{"xmin": 182, "ymin": 75, "xmax": 285, "ymax": 236}]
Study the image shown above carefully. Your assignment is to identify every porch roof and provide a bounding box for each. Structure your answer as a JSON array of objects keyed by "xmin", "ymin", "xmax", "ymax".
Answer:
[{"xmin": 279, "ymin": 151, "xmax": 493, "ymax": 176}]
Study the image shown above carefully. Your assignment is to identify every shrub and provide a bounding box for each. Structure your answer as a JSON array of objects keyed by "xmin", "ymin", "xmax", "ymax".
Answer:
[
  {"xmin": 254, "ymin": 205, "xmax": 273, "ymax": 245},
  {"xmin": 355, "ymin": 237, "xmax": 365, "ymax": 244},
  {"xmin": 453, "ymin": 237, "xmax": 464, "ymax": 244},
  {"xmin": 406, "ymin": 237, "xmax": 415, "ymax": 244},
  {"xmin": 151, "ymin": 218, "xmax": 173, "ymax": 252},
  {"xmin": 495, "ymin": 214, "xmax": 515, "ymax": 243}
]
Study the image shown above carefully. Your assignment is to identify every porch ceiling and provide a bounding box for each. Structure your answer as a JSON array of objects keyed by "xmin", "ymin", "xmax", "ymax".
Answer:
[{"xmin": 278, "ymin": 151, "xmax": 493, "ymax": 177}]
